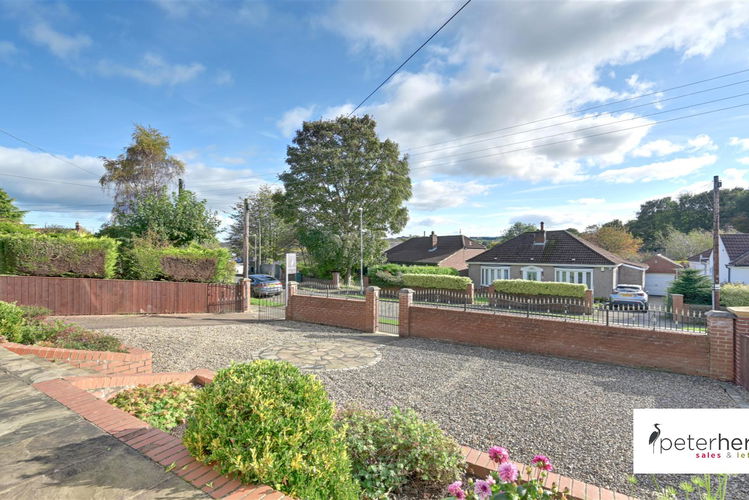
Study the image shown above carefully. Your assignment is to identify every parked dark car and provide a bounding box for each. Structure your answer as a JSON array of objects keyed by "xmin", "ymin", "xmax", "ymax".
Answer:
[{"xmin": 249, "ymin": 274, "xmax": 283, "ymax": 297}]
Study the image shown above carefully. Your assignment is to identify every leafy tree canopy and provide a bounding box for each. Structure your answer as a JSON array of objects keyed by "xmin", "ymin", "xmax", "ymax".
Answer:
[
  {"xmin": 497, "ymin": 222, "xmax": 538, "ymax": 244},
  {"xmin": 656, "ymin": 228, "xmax": 713, "ymax": 260},
  {"xmin": 99, "ymin": 190, "xmax": 220, "ymax": 247},
  {"xmin": 0, "ymin": 188, "xmax": 26, "ymax": 223},
  {"xmin": 582, "ymin": 224, "xmax": 642, "ymax": 259},
  {"xmin": 274, "ymin": 115, "xmax": 411, "ymax": 281},
  {"xmin": 100, "ymin": 125, "xmax": 185, "ymax": 220}
]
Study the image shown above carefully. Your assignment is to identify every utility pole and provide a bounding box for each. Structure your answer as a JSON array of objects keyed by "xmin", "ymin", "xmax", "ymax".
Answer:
[
  {"xmin": 359, "ymin": 207, "xmax": 364, "ymax": 292},
  {"xmin": 712, "ymin": 175, "xmax": 722, "ymax": 309},
  {"xmin": 242, "ymin": 198, "xmax": 249, "ymax": 279},
  {"xmin": 178, "ymin": 178, "xmax": 184, "ymax": 194}
]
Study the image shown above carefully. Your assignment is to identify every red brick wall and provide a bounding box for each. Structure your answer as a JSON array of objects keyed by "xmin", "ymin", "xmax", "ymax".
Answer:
[
  {"xmin": 735, "ymin": 318, "xmax": 749, "ymax": 388},
  {"xmin": 706, "ymin": 312, "xmax": 735, "ymax": 381},
  {"xmin": 287, "ymin": 294, "xmax": 374, "ymax": 332},
  {"xmin": 1, "ymin": 343, "xmax": 152, "ymax": 375},
  {"xmin": 405, "ymin": 306, "xmax": 710, "ymax": 376}
]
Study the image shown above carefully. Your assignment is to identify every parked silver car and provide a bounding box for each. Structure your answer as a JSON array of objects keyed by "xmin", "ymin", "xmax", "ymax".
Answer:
[{"xmin": 609, "ymin": 284, "xmax": 649, "ymax": 310}]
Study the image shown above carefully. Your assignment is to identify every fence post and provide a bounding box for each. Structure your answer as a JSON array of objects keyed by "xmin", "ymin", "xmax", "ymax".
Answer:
[
  {"xmin": 671, "ymin": 293, "xmax": 684, "ymax": 322},
  {"xmin": 398, "ymin": 288, "xmax": 413, "ymax": 337},
  {"xmin": 285, "ymin": 281, "xmax": 297, "ymax": 321},
  {"xmin": 241, "ymin": 278, "xmax": 251, "ymax": 313},
  {"xmin": 465, "ymin": 282, "xmax": 474, "ymax": 306},
  {"xmin": 706, "ymin": 310, "xmax": 735, "ymax": 381},
  {"xmin": 365, "ymin": 286, "xmax": 379, "ymax": 333},
  {"xmin": 332, "ymin": 272, "xmax": 340, "ymax": 289},
  {"xmin": 584, "ymin": 289, "xmax": 593, "ymax": 314}
]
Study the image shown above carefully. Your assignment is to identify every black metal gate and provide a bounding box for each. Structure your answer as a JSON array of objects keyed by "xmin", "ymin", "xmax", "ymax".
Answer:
[
  {"xmin": 255, "ymin": 289, "xmax": 286, "ymax": 321},
  {"xmin": 378, "ymin": 289, "xmax": 399, "ymax": 334},
  {"xmin": 207, "ymin": 283, "xmax": 243, "ymax": 313}
]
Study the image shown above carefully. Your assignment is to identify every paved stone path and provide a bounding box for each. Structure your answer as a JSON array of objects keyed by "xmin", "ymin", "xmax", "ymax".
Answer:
[
  {"xmin": 0, "ymin": 347, "xmax": 207, "ymax": 500},
  {"xmin": 254, "ymin": 340, "xmax": 381, "ymax": 371}
]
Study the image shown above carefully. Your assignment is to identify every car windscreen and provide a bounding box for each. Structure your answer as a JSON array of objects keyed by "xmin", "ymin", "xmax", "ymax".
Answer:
[{"xmin": 615, "ymin": 286, "xmax": 640, "ymax": 292}]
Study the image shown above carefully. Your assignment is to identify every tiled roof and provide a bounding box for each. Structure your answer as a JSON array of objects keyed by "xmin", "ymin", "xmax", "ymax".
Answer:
[
  {"xmin": 644, "ymin": 254, "xmax": 683, "ymax": 274},
  {"xmin": 722, "ymin": 233, "xmax": 749, "ymax": 263},
  {"xmin": 467, "ymin": 230, "xmax": 646, "ymax": 267},
  {"xmin": 687, "ymin": 248, "xmax": 712, "ymax": 262},
  {"xmin": 385, "ymin": 234, "xmax": 485, "ymax": 265}
]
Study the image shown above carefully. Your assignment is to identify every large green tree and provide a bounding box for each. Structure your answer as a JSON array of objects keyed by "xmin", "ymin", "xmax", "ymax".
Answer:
[
  {"xmin": 100, "ymin": 125, "xmax": 185, "ymax": 220},
  {"xmin": 497, "ymin": 222, "xmax": 537, "ymax": 244},
  {"xmin": 100, "ymin": 190, "xmax": 220, "ymax": 246},
  {"xmin": 656, "ymin": 228, "xmax": 713, "ymax": 260},
  {"xmin": 226, "ymin": 185, "xmax": 296, "ymax": 265},
  {"xmin": 274, "ymin": 115, "xmax": 411, "ymax": 282},
  {"xmin": 0, "ymin": 188, "xmax": 26, "ymax": 222}
]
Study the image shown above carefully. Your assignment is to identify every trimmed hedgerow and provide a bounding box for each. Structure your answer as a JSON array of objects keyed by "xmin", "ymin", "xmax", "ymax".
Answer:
[
  {"xmin": 122, "ymin": 244, "xmax": 234, "ymax": 283},
  {"xmin": 0, "ymin": 234, "xmax": 118, "ymax": 278},
  {"xmin": 401, "ymin": 273, "xmax": 472, "ymax": 290},
  {"xmin": 367, "ymin": 264, "xmax": 458, "ymax": 288},
  {"xmin": 721, "ymin": 283, "xmax": 749, "ymax": 307},
  {"xmin": 339, "ymin": 407, "xmax": 464, "ymax": 499},
  {"xmin": 183, "ymin": 361, "xmax": 359, "ymax": 500},
  {"xmin": 493, "ymin": 279, "xmax": 586, "ymax": 298}
]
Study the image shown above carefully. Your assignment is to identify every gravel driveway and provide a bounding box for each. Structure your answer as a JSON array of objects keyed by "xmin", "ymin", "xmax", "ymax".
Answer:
[{"xmin": 84, "ymin": 317, "xmax": 748, "ymax": 499}]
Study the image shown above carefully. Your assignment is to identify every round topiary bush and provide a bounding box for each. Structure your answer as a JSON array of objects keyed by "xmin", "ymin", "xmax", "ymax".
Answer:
[{"xmin": 183, "ymin": 360, "xmax": 359, "ymax": 500}]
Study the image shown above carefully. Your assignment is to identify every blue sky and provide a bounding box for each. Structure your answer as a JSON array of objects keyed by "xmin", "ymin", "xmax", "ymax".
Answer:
[{"xmin": 1, "ymin": 0, "xmax": 749, "ymax": 238}]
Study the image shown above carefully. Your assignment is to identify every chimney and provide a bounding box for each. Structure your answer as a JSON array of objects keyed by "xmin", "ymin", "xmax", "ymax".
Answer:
[
  {"xmin": 533, "ymin": 221, "xmax": 546, "ymax": 246},
  {"xmin": 75, "ymin": 221, "xmax": 81, "ymax": 233},
  {"xmin": 430, "ymin": 231, "xmax": 438, "ymax": 248}
]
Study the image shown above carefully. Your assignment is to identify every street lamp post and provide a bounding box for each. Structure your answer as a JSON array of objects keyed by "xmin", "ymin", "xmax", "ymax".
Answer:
[{"xmin": 359, "ymin": 207, "xmax": 364, "ymax": 292}]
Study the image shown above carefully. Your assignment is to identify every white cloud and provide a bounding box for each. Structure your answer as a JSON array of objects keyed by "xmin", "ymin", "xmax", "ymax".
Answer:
[
  {"xmin": 729, "ymin": 137, "xmax": 749, "ymax": 151},
  {"xmin": 410, "ymin": 179, "xmax": 490, "ymax": 210},
  {"xmin": 738, "ymin": 157, "xmax": 749, "ymax": 165},
  {"xmin": 687, "ymin": 134, "xmax": 717, "ymax": 151},
  {"xmin": 569, "ymin": 198, "xmax": 605, "ymax": 206},
  {"xmin": 221, "ymin": 156, "xmax": 246, "ymax": 165},
  {"xmin": 668, "ymin": 168, "xmax": 749, "ymax": 197},
  {"xmin": 97, "ymin": 53, "xmax": 205, "ymax": 86},
  {"xmin": 632, "ymin": 139, "xmax": 684, "ymax": 158},
  {"xmin": 598, "ymin": 154, "xmax": 717, "ymax": 184},
  {"xmin": 276, "ymin": 106, "xmax": 315, "ymax": 138},
  {"xmin": 0, "ymin": 41, "xmax": 18, "ymax": 62},
  {"xmin": 26, "ymin": 21, "xmax": 91, "ymax": 59},
  {"xmin": 215, "ymin": 70, "xmax": 234, "ymax": 86}
]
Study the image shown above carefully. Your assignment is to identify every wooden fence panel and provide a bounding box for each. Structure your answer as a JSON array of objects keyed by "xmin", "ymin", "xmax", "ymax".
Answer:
[{"xmin": 0, "ymin": 275, "xmax": 243, "ymax": 315}]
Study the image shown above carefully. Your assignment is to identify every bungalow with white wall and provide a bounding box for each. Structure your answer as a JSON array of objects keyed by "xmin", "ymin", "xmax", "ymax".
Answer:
[{"xmin": 687, "ymin": 233, "xmax": 749, "ymax": 284}]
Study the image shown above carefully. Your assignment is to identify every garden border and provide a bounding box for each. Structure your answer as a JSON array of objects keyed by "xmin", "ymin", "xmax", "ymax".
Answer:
[
  {"xmin": 33, "ymin": 370, "xmax": 287, "ymax": 500},
  {"xmin": 1, "ymin": 341, "xmax": 152, "ymax": 375}
]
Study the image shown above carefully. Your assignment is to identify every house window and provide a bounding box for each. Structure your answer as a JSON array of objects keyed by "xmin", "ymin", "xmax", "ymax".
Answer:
[
  {"xmin": 480, "ymin": 266, "xmax": 510, "ymax": 286},
  {"xmin": 521, "ymin": 266, "xmax": 542, "ymax": 281},
  {"xmin": 555, "ymin": 268, "xmax": 593, "ymax": 290}
]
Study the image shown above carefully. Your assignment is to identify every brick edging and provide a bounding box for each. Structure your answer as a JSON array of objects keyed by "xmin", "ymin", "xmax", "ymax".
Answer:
[
  {"xmin": 460, "ymin": 445, "xmax": 638, "ymax": 500},
  {"xmin": 33, "ymin": 371, "xmax": 287, "ymax": 499},
  {"xmin": 2, "ymin": 342, "xmax": 152, "ymax": 376}
]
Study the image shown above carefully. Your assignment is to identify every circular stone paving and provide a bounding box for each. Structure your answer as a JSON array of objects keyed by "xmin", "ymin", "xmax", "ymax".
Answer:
[{"xmin": 254, "ymin": 340, "xmax": 381, "ymax": 371}]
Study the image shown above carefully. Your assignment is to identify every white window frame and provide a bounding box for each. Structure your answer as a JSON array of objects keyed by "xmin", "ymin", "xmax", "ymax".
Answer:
[
  {"xmin": 521, "ymin": 266, "xmax": 543, "ymax": 281},
  {"xmin": 480, "ymin": 266, "xmax": 510, "ymax": 286},
  {"xmin": 555, "ymin": 268, "xmax": 593, "ymax": 291}
]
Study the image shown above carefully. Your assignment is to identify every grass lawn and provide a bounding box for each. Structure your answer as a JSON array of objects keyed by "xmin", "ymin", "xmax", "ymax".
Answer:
[
  {"xmin": 378, "ymin": 317, "xmax": 399, "ymax": 326},
  {"xmin": 251, "ymin": 297, "xmax": 285, "ymax": 307}
]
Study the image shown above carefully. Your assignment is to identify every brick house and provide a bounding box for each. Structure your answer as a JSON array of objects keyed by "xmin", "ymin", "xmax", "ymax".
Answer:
[
  {"xmin": 466, "ymin": 223, "xmax": 647, "ymax": 298},
  {"xmin": 643, "ymin": 253, "xmax": 683, "ymax": 296},
  {"xmin": 384, "ymin": 232, "xmax": 486, "ymax": 272}
]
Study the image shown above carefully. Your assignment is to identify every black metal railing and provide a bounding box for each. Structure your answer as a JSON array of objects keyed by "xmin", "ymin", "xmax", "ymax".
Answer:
[{"xmin": 296, "ymin": 282, "xmax": 365, "ymax": 300}]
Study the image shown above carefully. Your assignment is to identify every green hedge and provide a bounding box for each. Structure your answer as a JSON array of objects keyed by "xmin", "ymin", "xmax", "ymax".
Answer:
[
  {"xmin": 492, "ymin": 279, "xmax": 587, "ymax": 298},
  {"xmin": 0, "ymin": 234, "xmax": 118, "ymax": 278},
  {"xmin": 122, "ymin": 244, "xmax": 234, "ymax": 283},
  {"xmin": 720, "ymin": 283, "xmax": 749, "ymax": 307},
  {"xmin": 400, "ymin": 273, "xmax": 471, "ymax": 290},
  {"xmin": 367, "ymin": 264, "xmax": 458, "ymax": 288}
]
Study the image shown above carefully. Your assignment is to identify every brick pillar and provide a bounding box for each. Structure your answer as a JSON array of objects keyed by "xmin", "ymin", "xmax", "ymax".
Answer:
[
  {"xmin": 364, "ymin": 286, "xmax": 379, "ymax": 333},
  {"xmin": 241, "ymin": 278, "xmax": 251, "ymax": 312},
  {"xmin": 728, "ymin": 307, "xmax": 749, "ymax": 387},
  {"xmin": 671, "ymin": 293, "xmax": 684, "ymax": 322},
  {"xmin": 399, "ymin": 288, "xmax": 414, "ymax": 337},
  {"xmin": 285, "ymin": 281, "xmax": 298, "ymax": 321},
  {"xmin": 706, "ymin": 310, "xmax": 735, "ymax": 381},
  {"xmin": 584, "ymin": 289, "xmax": 593, "ymax": 314},
  {"xmin": 331, "ymin": 272, "xmax": 340, "ymax": 289},
  {"xmin": 465, "ymin": 282, "xmax": 474, "ymax": 305}
]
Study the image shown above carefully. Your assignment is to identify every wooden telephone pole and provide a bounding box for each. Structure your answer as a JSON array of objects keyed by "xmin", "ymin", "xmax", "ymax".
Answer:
[
  {"xmin": 712, "ymin": 175, "xmax": 721, "ymax": 309},
  {"xmin": 242, "ymin": 198, "xmax": 250, "ymax": 279},
  {"xmin": 178, "ymin": 178, "xmax": 184, "ymax": 194}
]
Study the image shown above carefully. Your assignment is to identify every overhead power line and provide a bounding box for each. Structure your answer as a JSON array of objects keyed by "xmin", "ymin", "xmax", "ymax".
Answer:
[
  {"xmin": 347, "ymin": 0, "xmax": 472, "ymax": 117},
  {"xmin": 404, "ymin": 67, "xmax": 749, "ymax": 152},
  {"xmin": 0, "ymin": 172, "xmax": 101, "ymax": 189},
  {"xmin": 0, "ymin": 127, "xmax": 100, "ymax": 176}
]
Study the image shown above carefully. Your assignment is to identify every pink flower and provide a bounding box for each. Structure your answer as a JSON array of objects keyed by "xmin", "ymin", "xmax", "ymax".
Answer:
[
  {"xmin": 532, "ymin": 454, "xmax": 554, "ymax": 472},
  {"xmin": 498, "ymin": 462, "xmax": 519, "ymax": 483},
  {"xmin": 486, "ymin": 475, "xmax": 496, "ymax": 486},
  {"xmin": 488, "ymin": 446, "xmax": 509, "ymax": 464},
  {"xmin": 474, "ymin": 479, "xmax": 492, "ymax": 499},
  {"xmin": 448, "ymin": 481, "xmax": 465, "ymax": 499}
]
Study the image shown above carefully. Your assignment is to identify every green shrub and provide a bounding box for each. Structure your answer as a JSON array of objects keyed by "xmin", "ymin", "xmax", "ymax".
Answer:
[
  {"xmin": 19, "ymin": 305, "xmax": 52, "ymax": 321},
  {"xmin": 667, "ymin": 268, "xmax": 711, "ymax": 305},
  {"xmin": 492, "ymin": 279, "xmax": 587, "ymax": 298},
  {"xmin": 720, "ymin": 283, "xmax": 749, "ymax": 307},
  {"xmin": 0, "ymin": 234, "xmax": 118, "ymax": 278},
  {"xmin": 122, "ymin": 244, "xmax": 234, "ymax": 283},
  {"xmin": 401, "ymin": 273, "xmax": 472, "ymax": 290},
  {"xmin": 183, "ymin": 361, "xmax": 359, "ymax": 500},
  {"xmin": 368, "ymin": 264, "xmax": 458, "ymax": 288},
  {"xmin": 0, "ymin": 221, "xmax": 34, "ymax": 234},
  {"xmin": 339, "ymin": 407, "xmax": 464, "ymax": 499},
  {"xmin": 109, "ymin": 383, "xmax": 199, "ymax": 431},
  {"xmin": 0, "ymin": 300, "xmax": 26, "ymax": 342}
]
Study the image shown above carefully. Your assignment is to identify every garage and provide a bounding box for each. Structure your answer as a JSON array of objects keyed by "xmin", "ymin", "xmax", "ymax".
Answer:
[{"xmin": 643, "ymin": 254, "xmax": 682, "ymax": 297}]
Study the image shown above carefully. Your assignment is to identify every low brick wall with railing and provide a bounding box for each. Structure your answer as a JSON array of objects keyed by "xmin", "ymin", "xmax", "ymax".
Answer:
[{"xmin": 286, "ymin": 282, "xmax": 378, "ymax": 332}]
